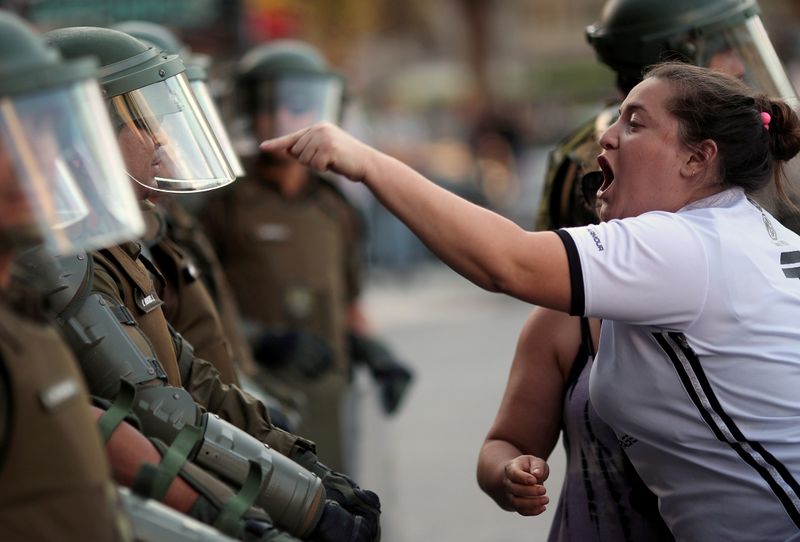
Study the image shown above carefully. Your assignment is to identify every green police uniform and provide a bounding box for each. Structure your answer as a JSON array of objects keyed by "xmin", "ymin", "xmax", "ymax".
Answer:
[
  {"xmin": 140, "ymin": 200, "xmax": 240, "ymax": 386},
  {"xmin": 203, "ymin": 172, "xmax": 363, "ymax": 472},
  {"xmin": 88, "ymin": 241, "xmax": 310, "ymax": 457},
  {"xmin": 159, "ymin": 196, "xmax": 308, "ymax": 423},
  {"xmin": 160, "ymin": 197, "xmax": 254, "ymax": 371},
  {"xmin": 0, "ymin": 297, "xmax": 127, "ymax": 541},
  {"xmin": 216, "ymin": 39, "xmax": 358, "ymax": 472}
]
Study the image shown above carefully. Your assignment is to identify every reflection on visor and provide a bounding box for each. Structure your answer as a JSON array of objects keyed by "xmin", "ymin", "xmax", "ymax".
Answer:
[
  {"xmin": 110, "ymin": 73, "xmax": 234, "ymax": 193},
  {"xmin": 256, "ymin": 75, "xmax": 344, "ymax": 138},
  {"xmin": 190, "ymin": 80, "xmax": 244, "ymax": 177},
  {"xmin": 0, "ymin": 79, "xmax": 144, "ymax": 254},
  {"xmin": 279, "ymin": 81, "xmax": 324, "ymax": 114},
  {"xmin": 696, "ymin": 16, "xmax": 798, "ymax": 106},
  {"xmin": 53, "ymin": 158, "xmax": 90, "ymax": 227}
]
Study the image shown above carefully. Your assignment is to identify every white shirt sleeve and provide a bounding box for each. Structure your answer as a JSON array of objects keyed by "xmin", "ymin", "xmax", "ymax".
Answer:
[{"xmin": 559, "ymin": 212, "xmax": 710, "ymax": 329}]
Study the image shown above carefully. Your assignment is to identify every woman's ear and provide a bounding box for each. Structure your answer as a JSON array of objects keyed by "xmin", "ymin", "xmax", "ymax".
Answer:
[{"xmin": 682, "ymin": 139, "xmax": 718, "ymax": 180}]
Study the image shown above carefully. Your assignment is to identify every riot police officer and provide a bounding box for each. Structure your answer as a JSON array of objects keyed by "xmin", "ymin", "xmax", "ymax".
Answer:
[
  {"xmin": 537, "ymin": 0, "xmax": 799, "ymax": 231},
  {"xmin": 110, "ymin": 20, "xmax": 302, "ymax": 429},
  {"xmin": 0, "ymin": 11, "xmax": 145, "ymax": 540},
  {"xmin": 202, "ymin": 39, "xmax": 365, "ymax": 474},
  {"xmin": 204, "ymin": 39, "xmax": 414, "ymax": 474}
]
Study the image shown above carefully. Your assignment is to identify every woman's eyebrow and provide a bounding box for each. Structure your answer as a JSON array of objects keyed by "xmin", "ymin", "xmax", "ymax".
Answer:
[{"xmin": 619, "ymin": 102, "xmax": 648, "ymax": 117}]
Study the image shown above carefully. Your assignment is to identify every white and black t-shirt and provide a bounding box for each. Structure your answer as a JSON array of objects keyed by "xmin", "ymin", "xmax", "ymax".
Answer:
[{"xmin": 557, "ymin": 188, "xmax": 800, "ymax": 542}]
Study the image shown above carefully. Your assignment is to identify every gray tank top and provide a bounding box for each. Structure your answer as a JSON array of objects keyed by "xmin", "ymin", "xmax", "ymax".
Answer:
[{"xmin": 547, "ymin": 318, "xmax": 672, "ymax": 542}]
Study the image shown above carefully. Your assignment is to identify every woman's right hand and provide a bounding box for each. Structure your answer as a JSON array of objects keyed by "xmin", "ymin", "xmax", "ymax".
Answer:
[
  {"xmin": 259, "ymin": 123, "xmax": 374, "ymax": 183},
  {"xmin": 502, "ymin": 455, "xmax": 550, "ymax": 516}
]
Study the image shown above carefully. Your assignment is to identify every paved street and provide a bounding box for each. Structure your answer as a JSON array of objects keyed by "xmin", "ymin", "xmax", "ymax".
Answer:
[{"xmin": 353, "ymin": 263, "xmax": 566, "ymax": 542}]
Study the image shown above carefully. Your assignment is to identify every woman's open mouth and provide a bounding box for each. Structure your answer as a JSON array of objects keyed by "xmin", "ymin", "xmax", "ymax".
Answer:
[{"xmin": 597, "ymin": 155, "xmax": 615, "ymax": 196}]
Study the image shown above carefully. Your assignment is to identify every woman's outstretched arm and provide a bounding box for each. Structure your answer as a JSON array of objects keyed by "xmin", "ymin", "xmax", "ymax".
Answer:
[{"xmin": 261, "ymin": 123, "xmax": 572, "ymax": 312}]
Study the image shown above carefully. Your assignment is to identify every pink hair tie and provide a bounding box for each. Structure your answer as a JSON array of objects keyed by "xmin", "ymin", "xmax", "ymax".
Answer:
[{"xmin": 761, "ymin": 111, "xmax": 771, "ymax": 130}]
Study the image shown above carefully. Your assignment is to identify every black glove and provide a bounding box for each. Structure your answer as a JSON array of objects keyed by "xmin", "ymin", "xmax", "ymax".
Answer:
[
  {"xmin": 311, "ymin": 500, "xmax": 375, "ymax": 542},
  {"xmin": 291, "ymin": 449, "xmax": 381, "ymax": 541},
  {"xmin": 253, "ymin": 329, "xmax": 334, "ymax": 379},
  {"xmin": 373, "ymin": 362, "xmax": 413, "ymax": 415},
  {"xmin": 349, "ymin": 333, "xmax": 414, "ymax": 414}
]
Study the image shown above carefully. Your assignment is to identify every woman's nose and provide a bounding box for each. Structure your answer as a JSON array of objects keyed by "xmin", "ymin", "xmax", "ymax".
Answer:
[{"xmin": 598, "ymin": 123, "xmax": 617, "ymax": 150}]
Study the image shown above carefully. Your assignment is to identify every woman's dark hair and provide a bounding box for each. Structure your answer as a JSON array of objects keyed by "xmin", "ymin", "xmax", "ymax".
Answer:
[{"xmin": 644, "ymin": 62, "xmax": 800, "ymax": 202}]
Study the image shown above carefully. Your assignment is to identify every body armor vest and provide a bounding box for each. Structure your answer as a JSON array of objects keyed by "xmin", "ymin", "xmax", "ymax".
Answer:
[
  {"xmin": 215, "ymin": 177, "xmax": 350, "ymax": 372},
  {"xmin": 161, "ymin": 197, "xmax": 262, "ymax": 379},
  {"xmin": 0, "ymin": 300, "xmax": 124, "ymax": 541},
  {"xmin": 141, "ymin": 204, "xmax": 239, "ymax": 385}
]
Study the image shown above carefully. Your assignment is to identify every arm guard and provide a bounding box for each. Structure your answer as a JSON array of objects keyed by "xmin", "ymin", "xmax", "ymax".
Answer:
[
  {"xmin": 133, "ymin": 384, "xmax": 323, "ymax": 538},
  {"xmin": 20, "ymin": 248, "xmax": 325, "ymax": 538}
]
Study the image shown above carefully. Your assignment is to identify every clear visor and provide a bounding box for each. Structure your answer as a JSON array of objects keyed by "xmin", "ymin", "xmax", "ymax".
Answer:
[
  {"xmin": 0, "ymin": 79, "xmax": 144, "ymax": 255},
  {"xmin": 255, "ymin": 75, "xmax": 344, "ymax": 138},
  {"xmin": 190, "ymin": 79, "xmax": 244, "ymax": 178},
  {"xmin": 696, "ymin": 15, "xmax": 799, "ymax": 107},
  {"xmin": 695, "ymin": 15, "xmax": 800, "ymax": 218},
  {"xmin": 109, "ymin": 73, "xmax": 235, "ymax": 193}
]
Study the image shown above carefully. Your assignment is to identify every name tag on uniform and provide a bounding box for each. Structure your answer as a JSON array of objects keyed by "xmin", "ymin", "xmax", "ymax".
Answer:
[
  {"xmin": 39, "ymin": 377, "xmax": 80, "ymax": 410},
  {"xmin": 253, "ymin": 223, "xmax": 291, "ymax": 242},
  {"xmin": 135, "ymin": 289, "xmax": 164, "ymax": 313}
]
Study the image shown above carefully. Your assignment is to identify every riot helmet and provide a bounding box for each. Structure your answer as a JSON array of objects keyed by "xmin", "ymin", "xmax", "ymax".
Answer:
[
  {"xmin": 236, "ymin": 40, "xmax": 346, "ymax": 150},
  {"xmin": 111, "ymin": 20, "xmax": 244, "ymax": 178},
  {"xmin": 43, "ymin": 26, "xmax": 235, "ymax": 193},
  {"xmin": 586, "ymin": 0, "xmax": 798, "ymax": 105},
  {"xmin": 0, "ymin": 12, "xmax": 143, "ymax": 255}
]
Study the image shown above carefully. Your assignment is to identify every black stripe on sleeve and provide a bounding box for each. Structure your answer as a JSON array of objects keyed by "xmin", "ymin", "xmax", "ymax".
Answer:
[{"xmin": 555, "ymin": 229, "xmax": 585, "ymax": 316}]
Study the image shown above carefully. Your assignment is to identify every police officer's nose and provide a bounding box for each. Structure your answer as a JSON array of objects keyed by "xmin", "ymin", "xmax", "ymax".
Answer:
[{"xmin": 150, "ymin": 125, "xmax": 168, "ymax": 148}]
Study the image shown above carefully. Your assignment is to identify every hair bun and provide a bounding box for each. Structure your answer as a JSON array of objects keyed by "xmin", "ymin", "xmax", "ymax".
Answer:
[{"xmin": 767, "ymin": 100, "xmax": 800, "ymax": 163}]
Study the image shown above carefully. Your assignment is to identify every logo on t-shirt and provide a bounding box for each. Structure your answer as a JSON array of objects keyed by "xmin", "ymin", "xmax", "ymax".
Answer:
[
  {"xmin": 780, "ymin": 251, "xmax": 800, "ymax": 279},
  {"xmin": 763, "ymin": 214, "xmax": 778, "ymax": 241},
  {"xmin": 588, "ymin": 227, "xmax": 604, "ymax": 252}
]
